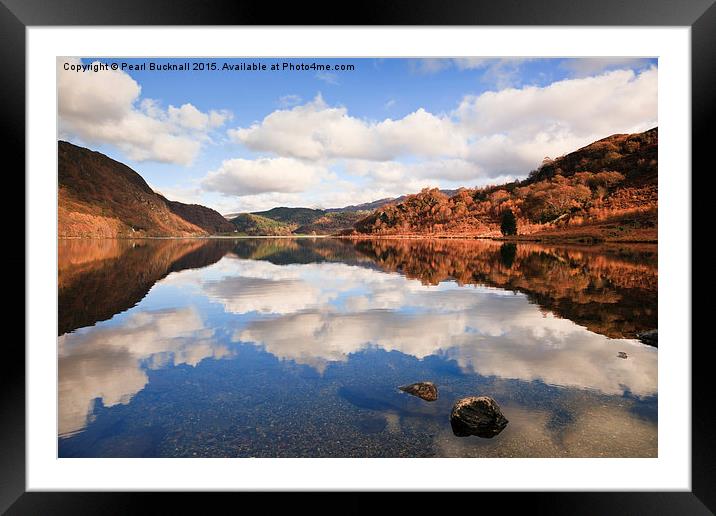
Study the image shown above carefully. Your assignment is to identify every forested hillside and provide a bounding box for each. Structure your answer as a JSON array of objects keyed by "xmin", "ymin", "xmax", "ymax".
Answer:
[{"xmin": 353, "ymin": 128, "xmax": 657, "ymax": 242}]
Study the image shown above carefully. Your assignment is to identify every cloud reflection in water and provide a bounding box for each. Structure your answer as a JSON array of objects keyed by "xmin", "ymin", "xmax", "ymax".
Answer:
[
  {"xmin": 57, "ymin": 238, "xmax": 657, "ymax": 457},
  {"xmin": 190, "ymin": 257, "xmax": 657, "ymax": 396},
  {"xmin": 59, "ymin": 307, "xmax": 229, "ymax": 436}
]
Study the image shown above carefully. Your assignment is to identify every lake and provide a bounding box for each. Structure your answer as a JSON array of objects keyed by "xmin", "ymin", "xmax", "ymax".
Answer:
[{"xmin": 58, "ymin": 237, "xmax": 657, "ymax": 457}]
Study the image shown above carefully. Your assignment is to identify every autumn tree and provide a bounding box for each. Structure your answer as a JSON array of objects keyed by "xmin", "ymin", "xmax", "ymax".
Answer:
[
  {"xmin": 501, "ymin": 209, "xmax": 517, "ymax": 236},
  {"xmin": 522, "ymin": 182, "xmax": 592, "ymax": 223}
]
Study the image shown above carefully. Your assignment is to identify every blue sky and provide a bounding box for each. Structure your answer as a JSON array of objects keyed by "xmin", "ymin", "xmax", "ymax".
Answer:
[{"xmin": 58, "ymin": 57, "xmax": 657, "ymax": 213}]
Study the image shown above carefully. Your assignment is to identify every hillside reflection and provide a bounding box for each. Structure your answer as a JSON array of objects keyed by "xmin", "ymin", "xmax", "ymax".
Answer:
[
  {"xmin": 58, "ymin": 238, "xmax": 235, "ymax": 335},
  {"xmin": 59, "ymin": 237, "xmax": 656, "ymax": 340},
  {"xmin": 58, "ymin": 237, "xmax": 657, "ymax": 456},
  {"xmin": 351, "ymin": 239, "xmax": 657, "ymax": 340}
]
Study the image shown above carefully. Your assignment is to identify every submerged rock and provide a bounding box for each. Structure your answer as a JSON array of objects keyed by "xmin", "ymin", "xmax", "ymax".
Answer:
[
  {"xmin": 450, "ymin": 396, "xmax": 508, "ymax": 438},
  {"xmin": 617, "ymin": 351, "xmax": 628, "ymax": 359},
  {"xmin": 636, "ymin": 329, "xmax": 658, "ymax": 347},
  {"xmin": 398, "ymin": 381, "xmax": 438, "ymax": 402}
]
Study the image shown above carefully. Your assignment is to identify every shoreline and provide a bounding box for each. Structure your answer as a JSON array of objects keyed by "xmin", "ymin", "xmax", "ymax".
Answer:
[
  {"xmin": 338, "ymin": 234, "xmax": 657, "ymax": 244},
  {"xmin": 57, "ymin": 234, "xmax": 333, "ymax": 240},
  {"xmin": 58, "ymin": 234, "xmax": 657, "ymax": 244}
]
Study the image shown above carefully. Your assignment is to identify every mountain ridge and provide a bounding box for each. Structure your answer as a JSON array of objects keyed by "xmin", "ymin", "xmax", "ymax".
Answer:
[
  {"xmin": 58, "ymin": 141, "xmax": 233, "ymax": 237},
  {"xmin": 222, "ymin": 190, "xmax": 460, "ymax": 219},
  {"xmin": 59, "ymin": 128, "xmax": 657, "ymax": 241},
  {"xmin": 353, "ymin": 128, "xmax": 657, "ymax": 241}
]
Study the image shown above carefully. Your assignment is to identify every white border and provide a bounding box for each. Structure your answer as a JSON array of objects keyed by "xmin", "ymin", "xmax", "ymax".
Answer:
[{"xmin": 27, "ymin": 27, "xmax": 690, "ymax": 491}]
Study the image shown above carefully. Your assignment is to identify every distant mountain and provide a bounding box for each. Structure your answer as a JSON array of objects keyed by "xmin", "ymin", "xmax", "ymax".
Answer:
[
  {"xmin": 354, "ymin": 128, "xmax": 658, "ymax": 242},
  {"xmin": 219, "ymin": 191, "xmax": 461, "ymax": 235},
  {"xmin": 325, "ymin": 190, "xmax": 459, "ymax": 213},
  {"xmin": 221, "ymin": 191, "xmax": 461, "ymax": 220},
  {"xmin": 61, "ymin": 128, "xmax": 657, "ymax": 241},
  {"xmin": 163, "ymin": 198, "xmax": 235, "ymax": 234},
  {"xmin": 325, "ymin": 198, "xmax": 396, "ymax": 213},
  {"xmin": 251, "ymin": 207, "xmax": 326, "ymax": 225},
  {"xmin": 230, "ymin": 213, "xmax": 296, "ymax": 236},
  {"xmin": 228, "ymin": 209, "xmax": 367, "ymax": 236},
  {"xmin": 294, "ymin": 211, "xmax": 368, "ymax": 234},
  {"xmin": 59, "ymin": 141, "xmax": 234, "ymax": 237}
]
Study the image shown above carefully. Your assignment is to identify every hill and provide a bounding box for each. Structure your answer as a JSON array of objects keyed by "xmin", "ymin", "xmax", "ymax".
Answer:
[
  {"xmin": 163, "ymin": 198, "xmax": 235, "ymax": 234},
  {"xmin": 227, "ymin": 207, "xmax": 367, "ymax": 235},
  {"xmin": 251, "ymin": 207, "xmax": 326, "ymax": 225},
  {"xmin": 226, "ymin": 192, "xmax": 459, "ymax": 236},
  {"xmin": 58, "ymin": 141, "xmax": 234, "ymax": 237},
  {"xmin": 59, "ymin": 128, "xmax": 658, "ymax": 241},
  {"xmin": 527, "ymin": 128, "xmax": 657, "ymax": 186},
  {"xmin": 325, "ymin": 189, "xmax": 459, "ymax": 213},
  {"xmin": 353, "ymin": 128, "xmax": 658, "ymax": 242},
  {"xmin": 325, "ymin": 198, "xmax": 396, "ymax": 213},
  {"xmin": 230, "ymin": 213, "xmax": 296, "ymax": 236},
  {"xmin": 295, "ymin": 211, "xmax": 369, "ymax": 234}
]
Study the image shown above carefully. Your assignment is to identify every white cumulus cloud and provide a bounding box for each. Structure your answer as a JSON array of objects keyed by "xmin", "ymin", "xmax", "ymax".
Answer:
[
  {"xmin": 456, "ymin": 67, "xmax": 657, "ymax": 138},
  {"xmin": 201, "ymin": 157, "xmax": 330, "ymax": 196},
  {"xmin": 58, "ymin": 307, "xmax": 229, "ymax": 436},
  {"xmin": 213, "ymin": 64, "xmax": 657, "ymax": 211},
  {"xmin": 58, "ymin": 58, "xmax": 232, "ymax": 166},
  {"xmin": 226, "ymin": 67, "xmax": 655, "ymax": 176},
  {"xmin": 228, "ymin": 94, "xmax": 465, "ymax": 162}
]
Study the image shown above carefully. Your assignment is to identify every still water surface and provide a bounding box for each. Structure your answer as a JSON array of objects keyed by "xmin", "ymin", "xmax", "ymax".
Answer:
[{"xmin": 58, "ymin": 238, "xmax": 657, "ymax": 457}]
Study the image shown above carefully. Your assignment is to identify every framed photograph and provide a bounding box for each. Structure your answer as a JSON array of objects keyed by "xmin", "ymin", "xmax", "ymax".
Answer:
[{"xmin": 7, "ymin": 0, "xmax": 711, "ymax": 512}]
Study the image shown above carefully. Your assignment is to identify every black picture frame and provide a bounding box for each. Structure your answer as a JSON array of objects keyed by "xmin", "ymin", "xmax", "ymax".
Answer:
[{"xmin": 4, "ymin": 0, "xmax": 711, "ymax": 513}]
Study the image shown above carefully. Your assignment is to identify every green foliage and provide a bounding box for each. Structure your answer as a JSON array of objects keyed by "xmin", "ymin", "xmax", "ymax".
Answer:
[
  {"xmin": 230, "ymin": 213, "xmax": 295, "ymax": 235},
  {"xmin": 295, "ymin": 211, "xmax": 368, "ymax": 234},
  {"xmin": 252, "ymin": 207, "xmax": 326, "ymax": 225},
  {"xmin": 232, "ymin": 210, "xmax": 366, "ymax": 236}
]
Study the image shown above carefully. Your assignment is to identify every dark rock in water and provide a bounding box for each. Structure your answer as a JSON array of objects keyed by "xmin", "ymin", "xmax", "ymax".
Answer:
[
  {"xmin": 399, "ymin": 381, "xmax": 438, "ymax": 402},
  {"xmin": 450, "ymin": 396, "xmax": 508, "ymax": 438},
  {"xmin": 636, "ymin": 329, "xmax": 658, "ymax": 347},
  {"xmin": 617, "ymin": 351, "xmax": 628, "ymax": 359}
]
